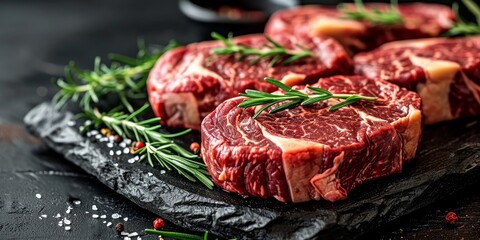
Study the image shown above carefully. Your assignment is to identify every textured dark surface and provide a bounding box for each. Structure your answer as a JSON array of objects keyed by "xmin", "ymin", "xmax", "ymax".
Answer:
[
  {"xmin": 24, "ymin": 102, "xmax": 480, "ymax": 239},
  {"xmin": 2, "ymin": 0, "xmax": 480, "ymax": 239}
]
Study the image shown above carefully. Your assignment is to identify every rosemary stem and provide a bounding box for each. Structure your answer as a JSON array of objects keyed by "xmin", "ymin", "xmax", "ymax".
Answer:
[{"xmin": 331, "ymin": 94, "xmax": 378, "ymax": 101}]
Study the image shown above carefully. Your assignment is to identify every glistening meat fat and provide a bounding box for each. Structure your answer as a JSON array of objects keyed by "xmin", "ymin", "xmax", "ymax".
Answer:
[
  {"xmin": 265, "ymin": 3, "xmax": 454, "ymax": 54},
  {"xmin": 147, "ymin": 34, "xmax": 352, "ymax": 130},
  {"xmin": 201, "ymin": 76, "xmax": 422, "ymax": 203},
  {"xmin": 354, "ymin": 36, "xmax": 480, "ymax": 124}
]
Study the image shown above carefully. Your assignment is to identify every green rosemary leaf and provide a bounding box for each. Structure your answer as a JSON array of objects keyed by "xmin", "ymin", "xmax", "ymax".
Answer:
[
  {"xmin": 447, "ymin": 0, "xmax": 480, "ymax": 36},
  {"xmin": 210, "ymin": 32, "xmax": 313, "ymax": 67},
  {"xmin": 339, "ymin": 0, "xmax": 403, "ymax": 25},
  {"xmin": 239, "ymin": 78, "xmax": 377, "ymax": 118}
]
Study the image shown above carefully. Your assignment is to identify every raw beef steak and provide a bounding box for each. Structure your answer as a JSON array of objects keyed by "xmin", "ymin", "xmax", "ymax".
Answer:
[
  {"xmin": 354, "ymin": 37, "xmax": 480, "ymax": 124},
  {"xmin": 201, "ymin": 76, "xmax": 422, "ymax": 203},
  {"xmin": 265, "ymin": 3, "xmax": 454, "ymax": 54},
  {"xmin": 147, "ymin": 34, "xmax": 351, "ymax": 130}
]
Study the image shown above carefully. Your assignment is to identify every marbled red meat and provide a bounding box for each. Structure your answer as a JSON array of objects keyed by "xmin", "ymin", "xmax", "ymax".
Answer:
[
  {"xmin": 265, "ymin": 3, "xmax": 454, "ymax": 54},
  {"xmin": 354, "ymin": 37, "xmax": 480, "ymax": 124},
  {"xmin": 147, "ymin": 34, "xmax": 351, "ymax": 130},
  {"xmin": 201, "ymin": 76, "xmax": 422, "ymax": 202}
]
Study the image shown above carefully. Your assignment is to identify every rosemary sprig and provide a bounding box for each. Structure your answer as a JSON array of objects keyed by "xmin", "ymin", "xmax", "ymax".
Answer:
[
  {"xmin": 238, "ymin": 78, "xmax": 377, "ymax": 119},
  {"xmin": 82, "ymin": 103, "xmax": 214, "ymax": 189},
  {"xmin": 447, "ymin": 0, "xmax": 480, "ymax": 36},
  {"xmin": 53, "ymin": 40, "xmax": 180, "ymax": 112},
  {"xmin": 339, "ymin": 0, "xmax": 403, "ymax": 25},
  {"xmin": 210, "ymin": 32, "xmax": 313, "ymax": 67},
  {"xmin": 145, "ymin": 229, "xmax": 208, "ymax": 240}
]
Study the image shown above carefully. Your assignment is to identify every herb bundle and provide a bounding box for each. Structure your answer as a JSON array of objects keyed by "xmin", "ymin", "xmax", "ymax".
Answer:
[
  {"xmin": 53, "ymin": 40, "xmax": 180, "ymax": 113},
  {"xmin": 339, "ymin": 0, "xmax": 403, "ymax": 25},
  {"xmin": 239, "ymin": 78, "xmax": 377, "ymax": 119},
  {"xmin": 210, "ymin": 32, "xmax": 313, "ymax": 67},
  {"xmin": 82, "ymin": 104, "xmax": 214, "ymax": 189},
  {"xmin": 448, "ymin": 0, "xmax": 480, "ymax": 36}
]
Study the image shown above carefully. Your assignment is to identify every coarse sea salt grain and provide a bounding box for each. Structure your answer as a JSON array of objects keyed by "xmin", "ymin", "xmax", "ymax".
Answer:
[
  {"xmin": 107, "ymin": 142, "xmax": 114, "ymax": 148},
  {"xmin": 39, "ymin": 216, "xmax": 42, "ymax": 220},
  {"xmin": 55, "ymin": 213, "xmax": 61, "ymax": 218},
  {"xmin": 137, "ymin": 237, "xmax": 141, "ymax": 240},
  {"xmin": 116, "ymin": 150, "xmax": 122, "ymax": 155},
  {"xmin": 95, "ymin": 134, "xmax": 102, "ymax": 139},
  {"xmin": 58, "ymin": 221, "xmax": 63, "ymax": 226},
  {"xmin": 35, "ymin": 193, "xmax": 42, "ymax": 199},
  {"xmin": 147, "ymin": 172, "xmax": 153, "ymax": 177},
  {"xmin": 85, "ymin": 211, "xmax": 89, "ymax": 214},
  {"xmin": 65, "ymin": 226, "xmax": 71, "ymax": 231},
  {"xmin": 111, "ymin": 213, "xmax": 121, "ymax": 219},
  {"xmin": 128, "ymin": 232, "xmax": 138, "ymax": 237},
  {"xmin": 123, "ymin": 237, "xmax": 131, "ymax": 240},
  {"xmin": 92, "ymin": 214, "xmax": 99, "ymax": 219},
  {"xmin": 160, "ymin": 170, "xmax": 166, "ymax": 174},
  {"xmin": 64, "ymin": 218, "xmax": 71, "ymax": 225},
  {"xmin": 107, "ymin": 222, "xmax": 112, "ymax": 227},
  {"xmin": 103, "ymin": 220, "xmax": 107, "ymax": 224},
  {"xmin": 67, "ymin": 120, "xmax": 75, "ymax": 127},
  {"xmin": 66, "ymin": 206, "xmax": 73, "ymax": 214},
  {"xmin": 73, "ymin": 200, "xmax": 81, "ymax": 205},
  {"xmin": 114, "ymin": 163, "xmax": 119, "ymax": 167},
  {"xmin": 124, "ymin": 139, "xmax": 132, "ymax": 145},
  {"xmin": 109, "ymin": 150, "xmax": 114, "ymax": 156},
  {"xmin": 100, "ymin": 215, "xmax": 106, "ymax": 219},
  {"xmin": 123, "ymin": 217, "xmax": 128, "ymax": 221},
  {"xmin": 123, "ymin": 148, "xmax": 130, "ymax": 154},
  {"xmin": 127, "ymin": 158, "xmax": 135, "ymax": 164},
  {"xmin": 119, "ymin": 142, "xmax": 127, "ymax": 148},
  {"xmin": 41, "ymin": 214, "xmax": 47, "ymax": 218}
]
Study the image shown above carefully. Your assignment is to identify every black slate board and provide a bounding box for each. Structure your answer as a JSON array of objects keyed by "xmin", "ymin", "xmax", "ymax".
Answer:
[{"xmin": 24, "ymin": 102, "xmax": 480, "ymax": 240}]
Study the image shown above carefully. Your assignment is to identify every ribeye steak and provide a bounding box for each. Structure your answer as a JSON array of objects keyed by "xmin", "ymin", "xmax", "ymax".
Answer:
[
  {"xmin": 201, "ymin": 76, "xmax": 422, "ymax": 202},
  {"xmin": 265, "ymin": 3, "xmax": 454, "ymax": 54},
  {"xmin": 147, "ymin": 34, "xmax": 351, "ymax": 130},
  {"xmin": 354, "ymin": 37, "xmax": 480, "ymax": 124}
]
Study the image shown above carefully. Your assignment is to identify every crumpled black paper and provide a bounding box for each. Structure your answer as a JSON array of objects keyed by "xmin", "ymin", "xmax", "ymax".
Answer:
[{"xmin": 24, "ymin": 102, "xmax": 480, "ymax": 239}]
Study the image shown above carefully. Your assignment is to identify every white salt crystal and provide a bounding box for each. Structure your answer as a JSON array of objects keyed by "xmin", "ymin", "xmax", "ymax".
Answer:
[
  {"xmin": 107, "ymin": 222, "xmax": 112, "ymax": 227},
  {"xmin": 114, "ymin": 163, "xmax": 119, "ymax": 167},
  {"xmin": 35, "ymin": 193, "xmax": 42, "ymax": 199},
  {"xmin": 116, "ymin": 150, "xmax": 122, "ymax": 155},
  {"xmin": 121, "ymin": 232, "xmax": 128, "ymax": 236},
  {"xmin": 103, "ymin": 220, "xmax": 107, "ymax": 224},
  {"xmin": 100, "ymin": 215, "xmax": 106, "ymax": 219},
  {"xmin": 58, "ymin": 221, "xmax": 63, "ymax": 226},
  {"xmin": 95, "ymin": 134, "xmax": 102, "ymax": 139},
  {"xmin": 107, "ymin": 142, "xmax": 114, "ymax": 148},
  {"xmin": 73, "ymin": 200, "xmax": 81, "ymax": 205},
  {"xmin": 123, "ymin": 217, "xmax": 128, "ymax": 221},
  {"xmin": 64, "ymin": 218, "xmax": 71, "ymax": 225},
  {"xmin": 123, "ymin": 237, "xmax": 131, "ymax": 240},
  {"xmin": 128, "ymin": 232, "xmax": 138, "ymax": 237},
  {"xmin": 124, "ymin": 139, "xmax": 132, "ymax": 145},
  {"xmin": 92, "ymin": 214, "xmax": 99, "ymax": 219},
  {"xmin": 39, "ymin": 216, "xmax": 42, "ymax": 220},
  {"xmin": 111, "ymin": 213, "xmax": 121, "ymax": 219},
  {"xmin": 67, "ymin": 121, "xmax": 75, "ymax": 127},
  {"xmin": 109, "ymin": 150, "xmax": 114, "ymax": 156},
  {"xmin": 55, "ymin": 213, "xmax": 61, "ymax": 218},
  {"xmin": 147, "ymin": 172, "xmax": 153, "ymax": 177},
  {"xmin": 66, "ymin": 206, "xmax": 73, "ymax": 214},
  {"xmin": 160, "ymin": 170, "xmax": 166, "ymax": 174},
  {"xmin": 119, "ymin": 142, "xmax": 127, "ymax": 148},
  {"xmin": 65, "ymin": 226, "xmax": 71, "ymax": 231},
  {"xmin": 85, "ymin": 211, "xmax": 89, "ymax": 214},
  {"xmin": 92, "ymin": 205, "xmax": 98, "ymax": 211},
  {"xmin": 123, "ymin": 148, "xmax": 130, "ymax": 154},
  {"xmin": 128, "ymin": 158, "xmax": 135, "ymax": 164}
]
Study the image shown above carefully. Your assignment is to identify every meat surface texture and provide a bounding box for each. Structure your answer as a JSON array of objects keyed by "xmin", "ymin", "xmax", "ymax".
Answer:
[
  {"xmin": 147, "ymin": 34, "xmax": 351, "ymax": 130},
  {"xmin": 265, "ymin": 3, "xmax": 454, "ymax": 54},
  {"xmin": 201, "ymin": 76, "xmax": 422, "ymax": 203},
  {"xmin": 354, "ymin": 37, "xmax": 480, "ymax": 124}
]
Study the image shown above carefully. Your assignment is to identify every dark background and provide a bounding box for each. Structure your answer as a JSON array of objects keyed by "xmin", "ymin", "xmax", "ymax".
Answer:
[{"xmin": 0, "ymin": 0, "xmax": 478, "ymax": 239}]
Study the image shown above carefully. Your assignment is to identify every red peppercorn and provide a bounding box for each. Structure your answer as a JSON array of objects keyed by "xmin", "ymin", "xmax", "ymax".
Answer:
[
  {"xmin": 445, "ymin": 211, "xmax": 459, "ymax": 225},
  {"xmin": 189, "ymin": 142, "xmax": 200, "ymax": 154},
  {"xmin": 135, "ymin": 141, "xmax": 145, "ymax": 150},
  {"xmin": 153, "ymin": 217, "xmax": 165, "ymax": 230}
]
